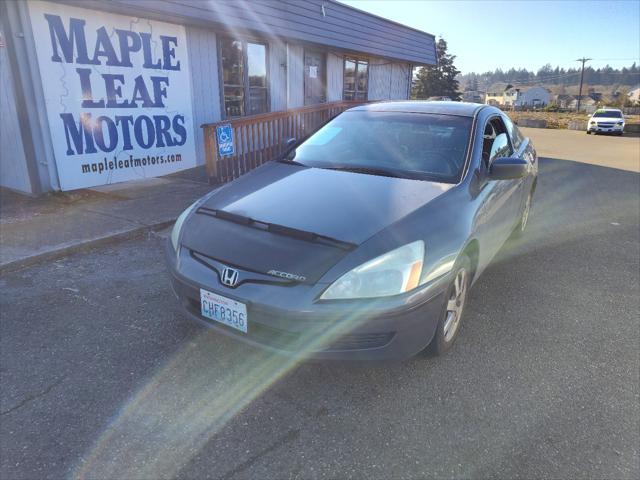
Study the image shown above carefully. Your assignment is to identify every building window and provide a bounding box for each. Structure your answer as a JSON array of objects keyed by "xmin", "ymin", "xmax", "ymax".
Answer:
[
  {"xmin": 343, "ymin": 57, "xmax": 368, "ymax": 100},
  {"xmin": 220, "ymin": 39, "xmax": 268, "ymax": 118}
]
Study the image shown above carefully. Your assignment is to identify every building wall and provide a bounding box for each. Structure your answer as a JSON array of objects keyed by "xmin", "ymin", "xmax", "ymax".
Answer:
[
  {"xmin": 186, "ymin": 26, "xmax": 221, "ymax": 166},
  {"xmin": 0, "ymin": 26, "xmax": 31, "ymax": 193},
  {"xmin": 2, "ymin": 0, "xmax": 62, "ymax": 193},
  {"xmin": 269, "ymin": 40, "xmax": 288, "ymax": 112},
  {"xmin": 390, "ymin": 63, "xmax": 410, "ymax": 99},
  {"xmin": 368, "ymin": 58, "xmax": 410, "ymax": 100},
  {"xmin": 287, "ymin": 44, "xmax": 305, "ymax": 108},
  {"xmin": 368, "ymin": 58, "xmax": 392, "ymax": 100},
  {"xmin": 327, "ymin": 53, "xmax": 344, "ymax": 102}
]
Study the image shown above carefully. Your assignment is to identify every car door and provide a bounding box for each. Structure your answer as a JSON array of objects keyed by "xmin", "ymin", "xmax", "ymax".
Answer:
[
  {"xmin": 473, "ymin": 116, "xmax": 520, "ymax": 263},
  {"xmin": 502, "ymin": 114, "xmax": 530, "ymax": 214}
]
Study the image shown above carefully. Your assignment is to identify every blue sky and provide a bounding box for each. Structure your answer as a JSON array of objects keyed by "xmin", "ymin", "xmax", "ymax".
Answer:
[{"xmin": 340, "ymin": 0, "xmax": 640, "ymax": 74}]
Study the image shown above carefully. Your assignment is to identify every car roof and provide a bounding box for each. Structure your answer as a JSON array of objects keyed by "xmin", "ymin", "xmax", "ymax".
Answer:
[{"xmin": 348, "ymin": 101, "xmax": 487, "ymax": 117}]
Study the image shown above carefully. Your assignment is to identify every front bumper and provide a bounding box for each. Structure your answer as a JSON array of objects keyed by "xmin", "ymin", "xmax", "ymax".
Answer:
[
  {"xmin": 165, "ymin": 242, "xmax": 449, "ymax": 361},
  {"xmin": 588, "ymin": 124, "xmax": 624, "ymax": 133}
]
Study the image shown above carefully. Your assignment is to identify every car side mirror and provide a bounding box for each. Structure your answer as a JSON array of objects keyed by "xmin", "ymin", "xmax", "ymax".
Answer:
[
  {"xmin": 279, "ymin": 137, "xmax": 297, "ymax": 161},
  {"xmin": 488, "ymin": 157, "xmax": 528, "ymax": 180}
]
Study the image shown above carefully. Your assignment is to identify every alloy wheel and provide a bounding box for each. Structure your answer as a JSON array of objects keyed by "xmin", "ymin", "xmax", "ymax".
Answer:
[{"xmin": 443, "ymin": 268, "xmax": 467, "ymax": 342}]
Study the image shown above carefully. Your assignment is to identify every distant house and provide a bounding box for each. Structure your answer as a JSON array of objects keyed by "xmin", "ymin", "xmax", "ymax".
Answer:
[
  {"xmin": 484, "ymin": 85, "xmax": 518, "ymax": 106},
  {"xmin": 514, "ymin": 87, "xmax": 551, "ymax": 107},
  {"xmin": 462, "ymin": 90, "xmax": 485, "ymax": 103},
  {"xmin": 485, "ymin": 86, "xmax": 550, "ymax": 107},
  {"xmin": 503, "ymin": 88, "xmax": 520, "ymax": 106},
  {"xmin": 485, "ymin": 92, "xmax": 503, "ymax": 106},
  {"xmin": 554, "ymin": 94, "xmax": 575, "ymax": 109},
  {"xmin": 628, "ymin": 87, "xmax": 640, "ymax": 104},
  {"xmin": 567, "ymin": 97, "xmax": 597, "ymax": 112}
]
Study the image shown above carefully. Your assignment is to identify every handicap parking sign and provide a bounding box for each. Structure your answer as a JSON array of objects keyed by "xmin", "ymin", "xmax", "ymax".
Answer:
[{"xmin": 216, "ymin": 124, "xmax": 235, "ymax": 157}]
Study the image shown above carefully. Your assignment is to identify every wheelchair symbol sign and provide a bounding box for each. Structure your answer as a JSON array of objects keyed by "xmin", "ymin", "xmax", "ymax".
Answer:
[{"xmin": 216, "ymin": 124, "xmax": 235, "ymax": 157}]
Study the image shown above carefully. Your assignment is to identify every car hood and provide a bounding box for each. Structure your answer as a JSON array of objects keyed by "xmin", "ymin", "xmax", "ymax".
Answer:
[
  {"xmin": 202, "ymin": 162, "xmax": 452, "ymax": 244},
  {"xmin": 180, "ymin": 162, "xmax": 452, "ymax": 283}
]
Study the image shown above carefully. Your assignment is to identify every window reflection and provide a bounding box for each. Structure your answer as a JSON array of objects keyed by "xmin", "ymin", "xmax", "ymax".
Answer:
[
  {"xmin": 221, "ymin": 39, "xmax": 268, "ymax": 117},
  {"xmin": 343, "ymin": 57, "xmax": 368, "ymax": 101}
]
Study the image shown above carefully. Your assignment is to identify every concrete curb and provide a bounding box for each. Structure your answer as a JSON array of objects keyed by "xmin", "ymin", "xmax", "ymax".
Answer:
[{"xmin": 0, "ymin": 219, "xmax": 175, "ymax": 274}]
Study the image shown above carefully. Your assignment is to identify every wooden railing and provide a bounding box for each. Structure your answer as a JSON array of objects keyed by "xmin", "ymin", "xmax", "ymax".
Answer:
[{"xmin": 202, "ymin": 101, "xmax": 364, "ymax": 183}]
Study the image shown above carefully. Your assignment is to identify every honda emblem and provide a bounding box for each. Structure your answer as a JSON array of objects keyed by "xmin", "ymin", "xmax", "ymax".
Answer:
[{"xmin": 221, "ymin": 267, "xmax": 239, "ymax": 287}]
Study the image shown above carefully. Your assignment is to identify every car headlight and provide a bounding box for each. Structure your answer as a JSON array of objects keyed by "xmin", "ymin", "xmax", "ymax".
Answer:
[
  {"xmin": 170, "ymin": 201, "xmax": 199, "ymax": 251},
  {"xmin": 589, "ymin": 121, "xmax": 596, "ymax": 125},
  {"xmin": 617, "ymin": 121, "xmax": 624, "ymax": 125},
  {"xmin": 320, "ymin": 241, "xmax": 424, "ymax": 300}
]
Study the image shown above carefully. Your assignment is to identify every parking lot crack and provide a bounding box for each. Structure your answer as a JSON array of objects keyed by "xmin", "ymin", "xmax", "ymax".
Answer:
[
  {"xmin": 216, "ymin": 429, "xmax": 300, "ymax": 480},
  {"xmin": 0, "ymin": 376, "xmax": 67, "ymax": 416}
]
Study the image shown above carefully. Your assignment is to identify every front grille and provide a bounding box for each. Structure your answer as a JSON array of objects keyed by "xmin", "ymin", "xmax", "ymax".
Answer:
[
  {"xmin": 323, "ymin": 332, "xmax": 395, "ymax": 351},
  {"xmin": 597, "ymin": 122, "xmax": 614, "ymax": 127},
  {"xmin": 186, "ymin": 298, "xmax": 394, "ymax": 352}
]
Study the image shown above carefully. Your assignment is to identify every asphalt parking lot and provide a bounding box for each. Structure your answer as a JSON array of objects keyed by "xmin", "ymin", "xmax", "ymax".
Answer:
[
  {"xmin": 1, "ymin": 137, "xmax": 639, "ymax": 478},
  {"xmin": 520, "ymin": 126, "xmax": 640, "ymax": 172}
]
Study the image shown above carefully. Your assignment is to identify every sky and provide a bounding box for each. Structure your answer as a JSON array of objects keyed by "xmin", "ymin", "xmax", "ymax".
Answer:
[{"xmin": 339, "ymin": 0, "xmax": 640, "ymax": 74}]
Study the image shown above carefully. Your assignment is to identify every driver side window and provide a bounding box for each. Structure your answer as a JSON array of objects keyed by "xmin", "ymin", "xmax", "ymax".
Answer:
[{"xmin": 482, "ymin": 117, "xmax": 513, "ymax": 167}]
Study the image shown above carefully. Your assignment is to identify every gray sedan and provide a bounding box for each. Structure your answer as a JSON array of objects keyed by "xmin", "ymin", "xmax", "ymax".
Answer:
[{"xmin": 165, "ymin": 102, "xmax": 537, "ymax": 360}]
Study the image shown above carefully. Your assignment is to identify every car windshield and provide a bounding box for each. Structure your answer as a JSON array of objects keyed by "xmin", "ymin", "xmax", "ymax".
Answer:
[
  {"xmin": 593, "ymin": 110, "xmax": 622, "ymax": 118},
  {"xmin": 289, "ymin": 111, "xmax": 472, "ymax": 183}
]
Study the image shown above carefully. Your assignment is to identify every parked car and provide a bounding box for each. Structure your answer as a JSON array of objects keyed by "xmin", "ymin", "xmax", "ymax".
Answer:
[
  {"xmin": 166, "ymin": 102, "xmax": 538, "ymax": 360},
  {"xmin": 587, "ymin": 108, "xmax": 625, "ymax": 135}
]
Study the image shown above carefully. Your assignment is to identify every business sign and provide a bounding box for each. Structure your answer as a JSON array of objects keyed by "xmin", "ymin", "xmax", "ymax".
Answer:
[
  {"xmin": 216, "ymin": 124, "xmax": 235, "ymax": 157},
  {"xmin": 27, "ymin": 1, "xmax": 196, "ymax": 190}
]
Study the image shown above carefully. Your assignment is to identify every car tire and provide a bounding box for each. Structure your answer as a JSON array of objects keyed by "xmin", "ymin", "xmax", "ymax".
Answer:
[
  {"xmin": 428, "ymin": 254, "xmax": 472, "ymax": 356},
  {"xmin": 586, "ymin": 130, "xmax": 591, "ymax": 134}
]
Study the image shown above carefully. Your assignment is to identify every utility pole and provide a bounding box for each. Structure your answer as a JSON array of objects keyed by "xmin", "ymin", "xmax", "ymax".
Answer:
[{"xmin": 575, "ymin": 57, "xmax": 592, "ymax": 112}]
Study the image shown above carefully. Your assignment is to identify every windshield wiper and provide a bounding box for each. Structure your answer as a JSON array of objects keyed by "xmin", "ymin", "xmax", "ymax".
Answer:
[
  {"xmin": 323, "ymin": 165, "xmax": 406, "ymax": 179},
  {"xmin": 276, "ymin": 156, "xmax": 306, "ymax": 167}
]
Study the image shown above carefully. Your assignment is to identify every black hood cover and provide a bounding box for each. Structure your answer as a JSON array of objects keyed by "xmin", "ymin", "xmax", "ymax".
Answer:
[{"xmin": 180, "ymin": 162, "xmax": 451, "ymax": 283}]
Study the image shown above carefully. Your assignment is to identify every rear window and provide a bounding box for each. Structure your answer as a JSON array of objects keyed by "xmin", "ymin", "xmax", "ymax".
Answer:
[
  {"xmin": 593, "ymin": 110, "xmax": 622, "ymax": 118},
  {"xmin": 292, "ymin": 111, "xmax": 472, "ymax": 183}
]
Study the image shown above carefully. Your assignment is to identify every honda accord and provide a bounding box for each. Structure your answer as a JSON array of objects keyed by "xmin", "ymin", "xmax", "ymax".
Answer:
[{"xmin": 165, "ymin": 102, "xmax": 537, "ymax": 360}]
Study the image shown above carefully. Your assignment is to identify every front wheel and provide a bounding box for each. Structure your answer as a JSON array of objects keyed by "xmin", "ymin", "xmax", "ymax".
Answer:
[
  {"xmin": 428, "ymin": 254, "xmax": 471, "ymax": 355},
  {"xmin": 586, "ymin": 130, "xmax": 591, "ymax": 135}
]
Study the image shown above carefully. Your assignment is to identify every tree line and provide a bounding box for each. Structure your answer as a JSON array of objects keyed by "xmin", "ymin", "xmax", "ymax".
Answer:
[
  {"xmin": 412, "ymin": 38, "xmax": 639, "ymax": 100},
  {"xmin": 460, "ymin": 63, "xmax": 640, "ymax": 90}
]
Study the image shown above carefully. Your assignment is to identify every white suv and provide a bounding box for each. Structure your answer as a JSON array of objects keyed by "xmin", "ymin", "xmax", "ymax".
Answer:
[{"xmin": 587, "ymin": 108, "xmax": 625, "ymax": 135}]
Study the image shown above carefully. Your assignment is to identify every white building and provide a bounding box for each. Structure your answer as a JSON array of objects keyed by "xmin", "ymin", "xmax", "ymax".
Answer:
[
  {"xmin": 484, "ymin": 86, "xmax": 550, "ymax": 107},
  {"xmin": 514, "ymin": 87, "xmax": 551, "ymax": 107}
]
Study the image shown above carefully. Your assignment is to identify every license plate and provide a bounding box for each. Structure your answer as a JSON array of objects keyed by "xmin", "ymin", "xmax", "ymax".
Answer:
[{"xmin": 200, "ymin": 288, "xmax": 248, "ymax": 333}]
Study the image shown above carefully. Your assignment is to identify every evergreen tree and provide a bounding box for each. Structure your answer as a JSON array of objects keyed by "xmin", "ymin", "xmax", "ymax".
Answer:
[
  {"xmin": 412, "ymin": 38, "xmax": 461, "ymax": 100},
  {"xmin": 465, "ymin": 74, "xmax": 479, "ymax": 92}
]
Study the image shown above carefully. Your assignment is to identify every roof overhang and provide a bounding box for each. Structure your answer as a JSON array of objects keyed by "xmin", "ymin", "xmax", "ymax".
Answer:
[{"xmin": 52, "ymin": 0, "xmax": 437, "ymax": 66}]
